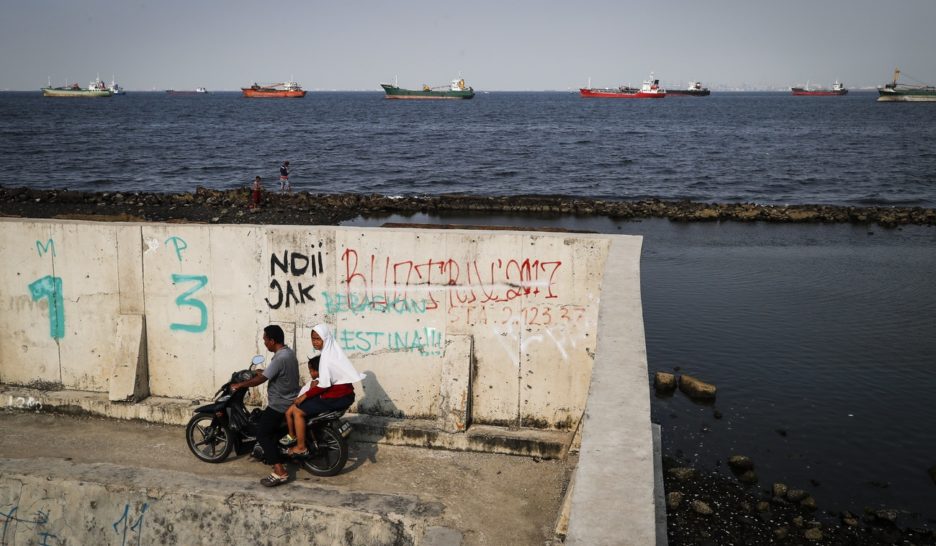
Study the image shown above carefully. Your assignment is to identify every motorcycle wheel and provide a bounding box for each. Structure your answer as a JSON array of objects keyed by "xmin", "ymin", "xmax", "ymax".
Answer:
[
  {"xmin": 186, "ymin": 414, "xmax": 233, "ymax": 463},
  {"xmin": 301, "ymin": 424, "xmax": 348, "ymax": 477}
]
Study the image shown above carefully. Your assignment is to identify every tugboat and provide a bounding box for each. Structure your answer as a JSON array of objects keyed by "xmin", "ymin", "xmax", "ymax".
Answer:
[
  {"xmin": 41, "ymin": 76, "xmax": 113, "ymax": 97},
  {"xmin": 666, "ymin": 81, "xmax": 710, "ymax": 96},
  {"xmin": 379, "ymin": 77, "xmax": 474, "ymax": 99},
  {"xmin": 109, "ymin": 76, "xmax": 125, "ymax": 95},
  {"xmin": 241, "ymin": 81, "xmax": 306, "ymax": 98},
  {"xmin": 790, "ymin": 81, "xmax": 848, "ymax": 96},
  {"xmin": 579, "ymin": 73, "xmax": 665, "ymax": 98},
  {"xmin": 877, "ymin": 68, "xmax": 936, "ymax": 102}
]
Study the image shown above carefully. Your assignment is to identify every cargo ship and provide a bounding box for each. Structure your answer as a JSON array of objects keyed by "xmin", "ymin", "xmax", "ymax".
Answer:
[
  {"xmin": 666, "ymin": 81, "xmax": 710, "ymax": 97},
  {"xmin": 41, "ymin": 76, "xmax": 113, "ymax": 98},
  {"xmin": 241, "ymin": 81, "xmax": 306, "ymax": 98},
  {"xmin": 877, "ymin": 68, "xmax": 936, "ymax": 102},
  {"xmin": 790, "ymin": 81, "xmax": 847, "ymax": 96},
  {"xmin": 379, "ymin": 78, "xmax": 474, "ymax": 99},
  {"xmin": 579, "ymin": 74, "xmax": 665, "ymax": 99}
]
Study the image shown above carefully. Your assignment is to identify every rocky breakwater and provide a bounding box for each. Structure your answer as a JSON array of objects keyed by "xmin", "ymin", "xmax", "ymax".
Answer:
[
  {"xmin": 664, "ymin": 455, "xmax": 936, "ymax": 545},
  {"xmin": 2, "ymin": 186, "xmax": 936, "ymax": 227}
]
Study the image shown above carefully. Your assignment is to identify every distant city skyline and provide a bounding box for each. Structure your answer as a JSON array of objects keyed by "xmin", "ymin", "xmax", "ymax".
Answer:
[{"xmin": 2, "ymin": 0, "xmax": 934, "ymax": 92}]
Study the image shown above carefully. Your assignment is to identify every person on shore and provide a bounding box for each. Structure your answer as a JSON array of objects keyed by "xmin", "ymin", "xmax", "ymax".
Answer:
[
  {"xmin": 230, "ymin": 325, "xmax": 300, "ymax": 487},
  {"xmin": 279, "ymin": 161, "xmax": 290, "ymax": 192},
  {"xmin": 286, "ymin": 324, "xmax": 364, "ymax": 457},
  {"xmin": 249, "ymin": 176, "xmax": 262, "ymax": 209}
]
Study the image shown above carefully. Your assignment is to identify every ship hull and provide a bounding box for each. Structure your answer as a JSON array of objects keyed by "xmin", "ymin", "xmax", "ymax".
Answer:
[
  {"xmin": 41, "ymin": 87, "xmax": 113, "ymax": 98},
  {"xmin": 666, "ymin": 89, "xmax": 710, "ymax": 97},
  {"xmin": 241, "ymin": 89, "xmax": 306, "ymax": 98},
  {"xmin": 877, "ymin": 88, "xmax": 936, "ymax": 102},
  {"xmin": 791, "ymin": 88, "xmax": 847, "ymax": 96},
  {"xmin": 380, "ymin": 84, "xmax": 474, "ymax": 100},
  {"xmin": 579, "ymin": 88, "xmax": 664, "ymax": 99}
]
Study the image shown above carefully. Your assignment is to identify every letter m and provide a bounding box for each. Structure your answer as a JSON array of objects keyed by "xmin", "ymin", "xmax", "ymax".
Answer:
[{"xmin": 36, "ymin": 239, "xmax": 56, "ymax": 257}]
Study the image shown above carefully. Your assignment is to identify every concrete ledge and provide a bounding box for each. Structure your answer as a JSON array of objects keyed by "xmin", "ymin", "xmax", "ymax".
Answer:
[
  {"xmin": 0, "ymin": 458, "xmax": 445, "ymax": 545},
  {"xmin": 348, "ymin": 415, "xmax": 571, "ymax": 460},
  {"xmin": 0, "ymin": 386, "xmax": 571, "ymax": 459}
]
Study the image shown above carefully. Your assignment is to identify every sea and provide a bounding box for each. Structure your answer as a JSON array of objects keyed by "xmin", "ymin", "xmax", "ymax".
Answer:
[{"xmin": 2, "ymin": 90, "xmax": 936, "ymax": 524}]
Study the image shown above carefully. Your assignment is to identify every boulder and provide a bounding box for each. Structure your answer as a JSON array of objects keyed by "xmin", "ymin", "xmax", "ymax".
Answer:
[
  {"xmin": 667, "ymin": 467, "xmax": 696, "ymax": 481},
  {"xmin": 786, "ymin": 489, "xmax": 808, "ymax": 502},
  {"xmin": 691, "ymin": 500, "xmax": 713, "ymax": 515},
  {"xmin": 804, "ymin": 528, "xmax": 823, "ymax": 541},
  {"xmin": 666, "ymin": 492, "xmax": 684, "ymax": 510},
  {"xmin": 654, "ymin": 372, "xmax": 677, "ymax": 393},
  {"xmin": 772, "ymin": 483, "xmax": 788, "ymax": 498},
  {"xmin": 728, "ymin": 455, "xmax": 754, "ymax": 471},
  {"xmin": 678, "ymin": 374, "xmax": 717, "ymax": 400},
  {"xmin": 738, "ymin": 470, "xmax": 758, "ymax": 484}
]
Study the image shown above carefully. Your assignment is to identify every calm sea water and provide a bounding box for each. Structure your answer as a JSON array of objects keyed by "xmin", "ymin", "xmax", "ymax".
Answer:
[
  {"xmin": 3, "ymin": 91, "xmax": 936, "ymax": 523},
  {"xmin": 1, "ymin": 90, "xmax": 935, "ymax": 207}
]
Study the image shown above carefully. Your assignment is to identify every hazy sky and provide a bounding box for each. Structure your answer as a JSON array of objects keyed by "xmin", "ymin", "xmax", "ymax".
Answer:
[{"xmin": 2, "ymin": 0, "xmax": 934, "ymax": 91}]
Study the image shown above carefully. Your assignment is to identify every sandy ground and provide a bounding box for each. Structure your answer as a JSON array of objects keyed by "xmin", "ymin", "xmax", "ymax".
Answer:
[{"xmin": 0, "ymin": 410, "xmax": 574, "ymax": 545}]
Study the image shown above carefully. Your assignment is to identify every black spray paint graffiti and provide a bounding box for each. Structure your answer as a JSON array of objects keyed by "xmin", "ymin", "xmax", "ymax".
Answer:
[{"xmin": 266, "ymin": 247, "xmax": 325, "ymax": 309}]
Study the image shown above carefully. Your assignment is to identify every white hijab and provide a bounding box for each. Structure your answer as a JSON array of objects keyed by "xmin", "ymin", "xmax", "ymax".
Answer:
[{"xmin": 312, "ymin": 323, "xmax": 366, "ymax": 388}]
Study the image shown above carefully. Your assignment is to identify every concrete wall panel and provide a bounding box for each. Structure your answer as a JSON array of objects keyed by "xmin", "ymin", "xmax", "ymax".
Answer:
[
  {"xmin": 52, "ymin": 223, "xmax": 122, "ymax": 391},
  {"xmin": 0, "ymin": 222, "xmax": 59, "ymax": 385},
  {"xmin": 141, "ymin": 225, "xmax": 215, "ymax": 398},
  {"xmin": 519, "ymin": 235, "xmax": 609, "ymax": 429}
]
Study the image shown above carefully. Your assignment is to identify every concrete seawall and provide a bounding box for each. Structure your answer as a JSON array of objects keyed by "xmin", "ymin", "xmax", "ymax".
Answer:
[{"xmin": 1, "ymin": 218, "xmax": 659, "ymax": 543}]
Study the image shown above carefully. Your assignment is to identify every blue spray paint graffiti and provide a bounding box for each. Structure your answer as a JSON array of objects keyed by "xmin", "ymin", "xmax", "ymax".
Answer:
[
  {"xmin": 170, "ymin": 274, "xmax": 208, "ymax": 333},
  {"xmin": 321, "ymin": 292, "xmax": 428, "ymax": 315},
  {"xmin": 164, "ymin": 236, "xmax": 188, "ymax": 263},
  {"xmin": 35, "ymin": 239, "xmax": 56, "ymax": 258},
  {"xmin": 338, "ymin": 327, "xmax": 443, "ymax": 356},
  {"xmin": 113, "ymin": 503, "xmax": 148, "ymax": 546},
  {"xmin": 28, "ymin": 275, "xmax": 64, "ymax": 339}
]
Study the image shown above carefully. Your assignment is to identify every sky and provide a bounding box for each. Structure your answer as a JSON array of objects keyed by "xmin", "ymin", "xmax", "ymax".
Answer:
[{"xmin": 2, "ymin": 0, "xmax": 935, "ymax": 91}]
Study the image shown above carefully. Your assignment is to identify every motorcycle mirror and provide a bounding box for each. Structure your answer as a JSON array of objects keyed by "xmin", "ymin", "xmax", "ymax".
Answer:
[{"xmin": 251, "ymin": 355, "xmax": 265, "ymax": 367}]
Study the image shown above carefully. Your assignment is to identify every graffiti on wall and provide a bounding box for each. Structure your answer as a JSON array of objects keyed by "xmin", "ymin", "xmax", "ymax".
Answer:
[
  {"xmin": 340, "ymin": 249, "xmax": 563, "ymax": 312},
  {"xmin": 161, "ymin": 236, "xmax": 209, "ymax": 334},
  {"xmin": 29, "ymin": 239, "xmax": 64, "ymax": 339},
  {"xmin": 266, "ymin": 246, "xmax": 325, "ymax": 309},
  {"xmin": 0, "ymin": 501, "xmax": 148, "ymax": 546},
  {"xmin": 337, "ymin": 327, "xmax": 443, "ymax": 356}
]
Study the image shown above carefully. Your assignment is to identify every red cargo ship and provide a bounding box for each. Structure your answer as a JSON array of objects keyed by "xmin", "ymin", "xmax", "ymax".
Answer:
[
  {"xmin": 790, "ymin": 81, "xmax": 847, "ymax": 96},
  {"xmin": 580, "ymin": 74, "xmax": 665, "ymax": 99},
  {"xmin": 241, "ymin": 81, "xmax": 306, "ymax": 98}
]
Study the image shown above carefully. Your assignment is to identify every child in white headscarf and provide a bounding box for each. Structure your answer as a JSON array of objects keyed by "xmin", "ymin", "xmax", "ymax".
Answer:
[{"xmin": 285, "ymin": 324, "xmax": 366, "ymax": 457}]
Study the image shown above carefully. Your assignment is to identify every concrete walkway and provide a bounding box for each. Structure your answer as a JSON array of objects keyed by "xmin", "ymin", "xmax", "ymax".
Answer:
[{"xmin": 0, "ymin": 411, "xmax": 574, "ymax": 545}]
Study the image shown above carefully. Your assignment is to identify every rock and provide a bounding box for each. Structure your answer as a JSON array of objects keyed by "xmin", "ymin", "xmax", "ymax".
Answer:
[
  {"xmin": 842, "ymin": 516, "xmax": 859, "ymax": 527},
  {"xmin": 666, "ymin": 491, "xmax": 684, "ymax": 510},
  {"xmin": 738, "ymin": 470, "xmax": 758, "ymax": 484},
  {"xmin": 786, "ymin": 489, "xmax": 808, "ymax": 502},
  {"xmin": 772, "ymin": 483, "xmax": 788, "ymax": 498},
  {"xmin": 667, "ymin": 467, "xmax": 696, "ymax": 481},
  {"xmin": 654, "ymin": 372, "xmax": 677, "ymax": 393},
  {"xmin": 874, "ymin": 508, "xmax": 898, "ymax": 524},
  {"xmin": 792, "ymin": 516, "xmax": 804, "ymax": 528},
  {"xmin": 800, "ymin": 496, "xmax": 817, "ymax": 510},
  {"xmin": 773, "ymin": 527, "xmax": 789, "ymax": 540},
  {"xmin": 804, "ymin": 528, "xmax": 823, "ymax": 541},
  {"xmin": 756, "ymin": 501, "xmax": 770, "ymax": 512},
  {"xmin": 678, "ymin": 374, "xmax": 717, "ymax": 400},
  {"xmin": 713, "ymin": 409, "xmax": 722, "ymax": 419},
  {"xmin": 728, "ymin": 455, "xmax": 754, "ymax": 471},
  {"xmin": 691, "ymin": 500, "xmax": 713, "ymax": 515}
]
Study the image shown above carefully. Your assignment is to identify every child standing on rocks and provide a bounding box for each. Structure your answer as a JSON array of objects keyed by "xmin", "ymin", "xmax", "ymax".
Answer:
[{"xmin": 249, "ymin": 176, "xmax": 262, "ymax": 210}]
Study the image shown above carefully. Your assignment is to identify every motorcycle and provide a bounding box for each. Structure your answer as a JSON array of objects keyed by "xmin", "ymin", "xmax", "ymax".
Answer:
[{"xmin": 185, "ymin": 355, "xmax": 352, "ymax": 477}]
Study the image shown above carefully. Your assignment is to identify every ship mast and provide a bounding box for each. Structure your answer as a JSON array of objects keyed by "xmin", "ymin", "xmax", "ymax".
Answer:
[{"xmin": 892, "ymin": 67, "xmax": 900, "ymax": 86}]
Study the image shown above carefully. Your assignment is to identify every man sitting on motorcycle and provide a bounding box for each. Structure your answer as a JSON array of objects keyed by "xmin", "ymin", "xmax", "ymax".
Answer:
[
  {"xmin": 286, "ymin": 324, "xmax": 364, "ymax": 457},
  {"xmin": 230, "ymin": 324, "xmax": 300, "ymax": 487}
]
